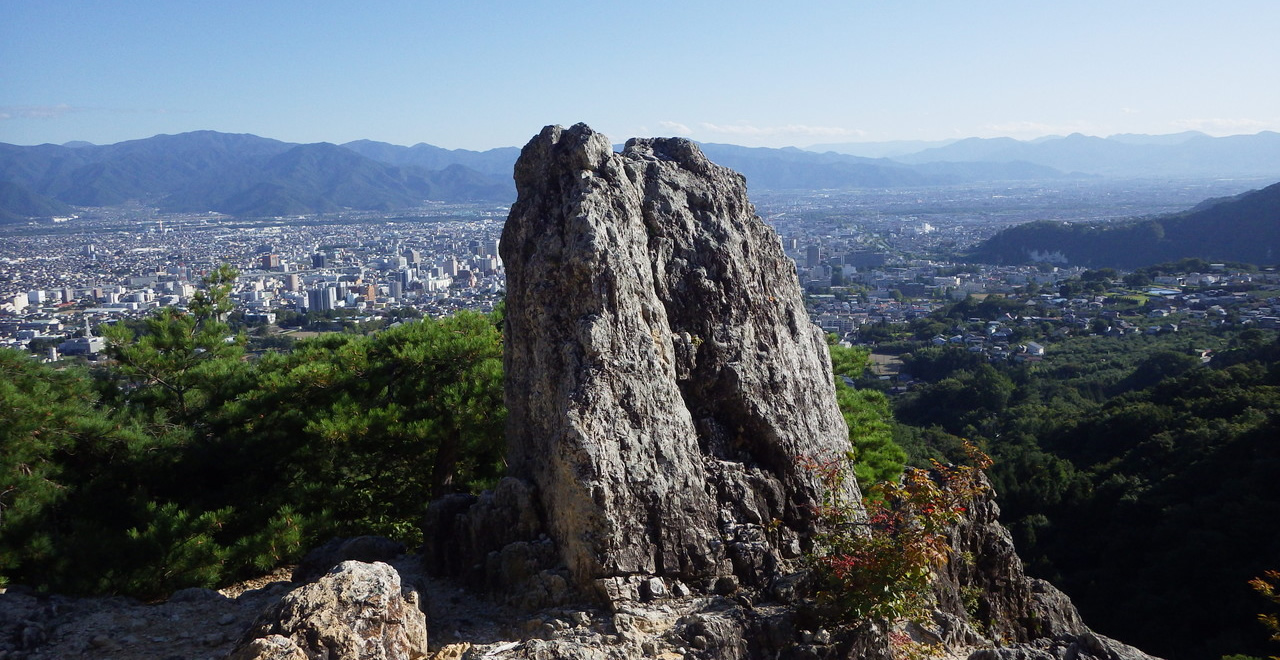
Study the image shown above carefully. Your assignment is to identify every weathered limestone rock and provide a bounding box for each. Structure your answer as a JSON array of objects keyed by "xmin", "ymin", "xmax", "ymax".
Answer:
[
  {"xmin": 928, "ymin": 474, "xmax": 1163, "ymax": 660},
  {"xmin": 232, "ymin": 560, "xmax": 427, "ymax": 660},
  {"xmin": 500, "ymin": 123, "xmax": 855, "ymax": 599},
  {"xmin": 229, "ymin": 635, "xmax": 309, "ymax": 660},
  {"xmin": 968, "ymin": 632, "xmax": 1160, "ymax": 660}
]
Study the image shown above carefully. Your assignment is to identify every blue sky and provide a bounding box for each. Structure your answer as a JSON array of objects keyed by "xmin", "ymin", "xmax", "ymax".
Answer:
[{"xmin": 2, "ymin": 1, "xmax": 1277, "ymax": 150}]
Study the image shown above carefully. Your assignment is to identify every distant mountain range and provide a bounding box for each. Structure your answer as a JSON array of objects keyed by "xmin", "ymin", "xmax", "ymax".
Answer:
[
  {"xmin": 807, "ymin": 138, "xmax": 962, "ymax": 159},
  {"xmin": 812, "ymin": 131, "xmax": 1280, "ymax": 178},
  {"xmin": 967, "ymin": 181, "xmax": 1280, "ymax": 268},
  {"xmin": 3, "ymin": 130, "xmax": 1279, "ymax": 221},
  {"xmin": 0, "ymin": 131, "xmax": 515, "ymax": 222},
  {"xmin": 695, "ymin": 143, "xmax": 1068, "ymax": 190},
  {"xmin": 340, "ymin": 139, "xmax": 520, "ymax": 179}
]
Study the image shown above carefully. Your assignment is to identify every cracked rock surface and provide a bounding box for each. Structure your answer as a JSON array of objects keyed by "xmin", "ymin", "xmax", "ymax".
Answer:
[{"xmin": 501, "ymin": 123, "xmax": 855, "ymax": 600}]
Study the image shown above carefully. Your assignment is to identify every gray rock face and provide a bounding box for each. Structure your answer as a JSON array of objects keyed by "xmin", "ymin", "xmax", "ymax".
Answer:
[
  {"xmin": 967, "ymin": 632, "xmax": 1160, "ymax": 660},
  {"xmin": 229, "ymin": 635, "xmax": 309, "ymax": 660},
  {"xmin": 231, "ymin": 561, "xmax": 427, "ymax": 660},
  {"xmin": 929, "ymin": 475, "xmax": 1163, "ymax": 660},
  {"xmin": 500, "ymin": 123, "xmax": 855, "ymax": 598},
  {"xmin": 932, "ymin": 475, "xmax": 1087, "ymax": 642}
]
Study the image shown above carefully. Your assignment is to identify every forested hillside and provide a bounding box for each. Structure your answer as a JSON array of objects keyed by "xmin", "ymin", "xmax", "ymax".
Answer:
[
  {"xmin": 878, "ymin": 312, "xmax": 1280, "ymax": 660},
  {"xmin": 967, "ymin": 180, "xmax": 1280, "ymax": 268},
  {"xmin": 4, "ymin": 268, "xmax": 1279, "ymax": 660},
  {"xmin": 0, "ymin": 269, "xmax": 505, "ymax": 597}
]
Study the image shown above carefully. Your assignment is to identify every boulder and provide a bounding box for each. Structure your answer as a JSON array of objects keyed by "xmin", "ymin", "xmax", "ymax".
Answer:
[{"xmin": 232, "ymin": 560, "xmax": 427, "ymax": 660}]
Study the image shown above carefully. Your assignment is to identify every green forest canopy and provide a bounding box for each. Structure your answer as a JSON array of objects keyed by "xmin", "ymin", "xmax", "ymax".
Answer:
[
  {"xmin": 0, "ymin": 274, "xmax": 505, "ymax": 597},
  {"xmin": 3, "ymin": 269, "xmax": 1279, "ymax": 660},
  {"xmin": 891, "ymin": 321, "xmax": 1280, "ymax": 660}
]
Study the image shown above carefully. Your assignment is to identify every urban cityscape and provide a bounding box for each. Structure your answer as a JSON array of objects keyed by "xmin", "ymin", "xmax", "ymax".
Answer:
[{"xmin": 3, "ymin": 178, "xmax": 1277, "ymax": 368}]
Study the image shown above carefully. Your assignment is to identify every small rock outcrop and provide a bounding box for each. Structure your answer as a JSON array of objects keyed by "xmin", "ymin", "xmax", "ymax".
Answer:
[
  {"xmin": 231, "ymin": 561, "xmax": 427, "ymax": 660},
  {"xmin": 422, "ymin": 477, "xmax": 563, "ymax": 608},
  {"xmin": 499, "ymin": 123, "xmax": 855, "ymax": 601},
  {"xmin": 926, "ymin": 475, "xmax": 1162, "ymax": 659}
]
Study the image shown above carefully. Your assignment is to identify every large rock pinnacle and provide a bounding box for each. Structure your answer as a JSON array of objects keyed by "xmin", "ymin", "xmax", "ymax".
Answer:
[{"xmin": 500, "ymin": 123, "xmax": 856, "ymax": 598}]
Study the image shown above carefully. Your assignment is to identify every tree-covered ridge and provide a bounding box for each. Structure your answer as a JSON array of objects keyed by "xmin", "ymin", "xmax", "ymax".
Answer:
[
  {"xmin": 0, "ymin": 271, "xmax": 504, "ymax": 598},
  {"xmin": 892, "ymin": 321, "xmax": 1280, "ymax": 660},
  {"xmin": 966, "ymin": 180, "xmax": 1280, "ymax": 268},
  {"xmin": 0, "ymin": 180, "xmax": 72, "ymax": 223}
]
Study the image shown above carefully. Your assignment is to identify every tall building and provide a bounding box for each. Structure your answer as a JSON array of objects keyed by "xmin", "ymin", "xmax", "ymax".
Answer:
[
  {"xmin": 844, "ymin": 251, "xmax": 887, "ymax": 269},
  {"xmin": 307, "ymin": 286, "xmax": 338, "ymax": 312},
  {"xmin": 260, "ymin": 254, "xmax": 281, "ymax": 270}
]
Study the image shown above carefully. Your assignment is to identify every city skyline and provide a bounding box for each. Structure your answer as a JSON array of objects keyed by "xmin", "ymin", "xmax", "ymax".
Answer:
[{"xmin": 3, "ymin": 1, "xmax": 1278, "ymax": 150}]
